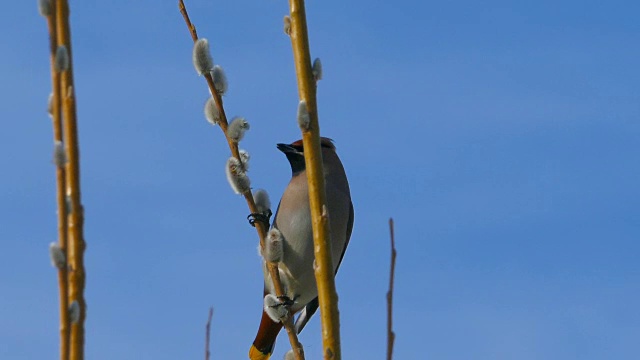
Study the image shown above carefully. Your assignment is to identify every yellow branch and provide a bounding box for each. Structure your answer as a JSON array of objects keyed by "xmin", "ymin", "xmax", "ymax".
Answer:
[
  {"xmin": 44, "ymin": 7, "xmax": 70, "ymax": 360},
  {"xmin": 54, "ymin": 1, "xmax": 86, "ymax": 360},
  {"xmin": 287, "ymin": 1, "xmax": 342, "ymax": 359}
]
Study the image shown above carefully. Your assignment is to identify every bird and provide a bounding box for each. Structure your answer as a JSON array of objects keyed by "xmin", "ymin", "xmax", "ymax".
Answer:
[{"xmin": 249, "ymin": 137, "xmax": 354, "ymax": 360}]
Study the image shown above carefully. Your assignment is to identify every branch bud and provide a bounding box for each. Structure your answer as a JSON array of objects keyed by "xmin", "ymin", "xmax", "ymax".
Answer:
[
  {"xmin": 225, "ymin": 157, "xmax": 250, "ymax": 194},
  {"xmin": 227, "ymin": 117, "xmax": 249, "ymax": 143},
  {"xmin": 283, "ymin": 16, "xmax": 292, "ymax": 35},
  {"xmin": 47, "ymin": 92, "xmax": 54, "ymax": 118},
  {"xmin": 211, "ymin": 65, "xmax": 228, "ymax": 95},
  {"xmin": 312, "ymin": 58, "xmax": 323, "ymax": 81},
  {"xmin": 53, "ymin": 141, "xmax": 67, "ymax": 167},
  {"xmin": 65, "ymin": 195, "xmax": 73, "ymax": 215},
  {"xmin": 252, "ymin": 189, "xmax": 271, "ymax": 215},
  {"xmin": 192, "ymin": 38, "xmax": 213, "ymax": 75},
  {"xmin": 238, "ymin": 149, "xmax": 250, "ymax": 172},
  {"xmin": 264, "ymin": 229, "xmax": 284, "ymax": 263},
  {"xmin": 55, "ymin": 45, "xmax": 70, "ymax": 73},
  {"xmin": 69, "ymin": 301, "xmax": 80, "ymax": 324},
  {"xmin": 297, "ymin": 100, "xmax": 310, "ymax": 131},
  {"xmin": 284, "ymin": 350, "xmax": 296, "ymax": 360},
  {"xmin": 49, "ymin": 242, "xmax": 66, "ymax": 269},
  {"xmin": 204, "ymin": 97, "xmax": 220, "ymax": 125},
  {"xmin": 38, "ymin": 0, "xmax": 52, "ymax": 17},
  {"xmin": 263, "ymin": 294, "xmax": 288, "ymax": 322}
]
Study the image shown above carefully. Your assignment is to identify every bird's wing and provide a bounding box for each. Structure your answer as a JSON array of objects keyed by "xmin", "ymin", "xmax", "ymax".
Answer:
[
  {"xmin": 335, "ymin": 200, "xmax": 355, "ymax": 271},
  {"xmin": 295, "ymin": 201, "xmax": 354, "ymax": 334},
  {"xmin": 294, "ymin": 297, "xmax": 318, "ymax": 334},
  {"xmin": 271, "ymin": 200, "xmax": 282, "ymax": 229}
]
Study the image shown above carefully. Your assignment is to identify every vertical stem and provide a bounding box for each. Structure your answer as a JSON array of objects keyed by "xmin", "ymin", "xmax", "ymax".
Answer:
[
  {"xmin": 283, "ymin": 316, "xmax": 305, "ymax": 359},
  {"xmin": 205, "ymin": 307, "xmax": 213, "ymax": 360},
  {"xmin": 387, "ymin": 219, "xmax": 397, "ymax": 360},
  {"xmin": 46, "ymin": 9, "xmax": 70, "ymax": 360},
  {"xmin": 54, "ymin": 1, "xmax": 86, "ymax": 359},
  {"xmin": 287, "ymin": 1, "xmax": 341, "ymax": 359}
]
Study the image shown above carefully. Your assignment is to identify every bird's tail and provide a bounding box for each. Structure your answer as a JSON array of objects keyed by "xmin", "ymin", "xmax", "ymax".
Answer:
[{"xmin": 249, "ymin": 310, "xmax": 283, "ymax": 360}]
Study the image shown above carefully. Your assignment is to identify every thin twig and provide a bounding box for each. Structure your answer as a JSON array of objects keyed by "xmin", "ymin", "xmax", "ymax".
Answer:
[
  {"xmin": 43, "ymin": 5, "xmax": 70, "ymax": 360},
  {"xmin": 287, "ymin": 1, "xmax": 342, "ymax": 359},
  {"xmin": 283, "ymin": 316, "xmax": 305, "ymax": 359},
  {"xmin": 387, "ymin": 218, "xmax": 397, "ymax": 360},
  {"xmin": 177, "ymin": 1, "xmax": 303, "ymax": 358},
  {"xmin": 205, "ymin": 307, "xmax": 213, "ymax": 360},
  {"xmin": 54, "ymin": 1, "xmax": 86, "ymax": 359}
]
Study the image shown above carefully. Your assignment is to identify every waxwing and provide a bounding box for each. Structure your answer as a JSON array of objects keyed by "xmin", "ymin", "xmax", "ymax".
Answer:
[{"xmin": 249, "ymin": 137, "xmax": 354, "ymax": 360}]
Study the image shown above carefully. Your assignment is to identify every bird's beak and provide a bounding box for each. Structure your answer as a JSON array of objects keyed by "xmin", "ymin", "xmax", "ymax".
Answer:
[{"xmin": 277, "ymin": 143, "xmax": 297, "ymax": 154}]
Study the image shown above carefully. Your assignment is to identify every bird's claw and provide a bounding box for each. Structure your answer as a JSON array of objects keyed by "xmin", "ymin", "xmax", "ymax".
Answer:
[
  {"xmin": 276, "ymin": 295, "xmax": 295, "ymax": 307},
  {"xmin": 247, "ymin": 210, "xmax": 273, "ymax": 228}
]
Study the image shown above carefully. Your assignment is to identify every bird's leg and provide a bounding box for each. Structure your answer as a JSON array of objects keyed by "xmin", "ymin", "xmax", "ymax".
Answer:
[
  {"xmin": 276, "ymin": 295, "xmax": 297, "ymax": 308},
  {"xmin": 247, "ymin": 209, "xmax": 273, "ymax": 228}
]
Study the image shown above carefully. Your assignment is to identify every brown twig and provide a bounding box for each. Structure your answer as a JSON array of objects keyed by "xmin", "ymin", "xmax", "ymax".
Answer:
[
  {"xmin": 387, "ymin": 218, "xmax": 397, "ymax": 360},
  {"xmin": 287, "ymin": 1, "xmax": 342, "ymax": 359},
  {"xmin": 43, "ymin": 5, "xmax": 70, "ymax": 360},
  {"xmin": 205, "ymin": 307, "xmax": 213, "ymax": 360},
  {"xmin": 177, "ymin": 1, "xmax": 303, "ymax": 358},
  {"xmin": 54, "ymin": 1, "xmax": 86, "ymax": 360},
  {"xmin": 283, "ymin": 316, "xmax": 305, "ymax": 359}
]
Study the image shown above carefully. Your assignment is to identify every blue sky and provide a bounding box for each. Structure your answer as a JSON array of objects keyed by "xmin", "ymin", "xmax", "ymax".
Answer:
[{"xmin": 1, "ymin": 0, "xmax": 639, "ymax": 359}]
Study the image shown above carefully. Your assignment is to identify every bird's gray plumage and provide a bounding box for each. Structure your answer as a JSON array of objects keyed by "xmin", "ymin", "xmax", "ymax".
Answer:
[{"xmin": 262, "ymin": 139, "xmax": 353, "ymax": 331}]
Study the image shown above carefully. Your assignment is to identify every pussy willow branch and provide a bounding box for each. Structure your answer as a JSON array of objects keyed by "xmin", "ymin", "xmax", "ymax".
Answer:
[
  {"xmin": 43, "ymin": 6, "xmax": 70, "ymax": 360},
  {"xmin": 177, "ymin": 1, "xmax": 304, "ymax": 358},
  {"xmin": 54, "ymin": 2, "xmax": 86, "ymax": 360},
  {"xmin": 387, "ymin": 218, "xmax": 397, "ymax": 360},
  {"xmin": 287, "ymin": 1, "xmax": 342, "ymax": 359}
]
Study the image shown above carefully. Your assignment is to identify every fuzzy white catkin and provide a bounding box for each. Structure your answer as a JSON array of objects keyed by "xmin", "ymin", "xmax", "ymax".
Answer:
[
  {"xmin": 211, "ymin": 65, "xmax": 228, "ymax": 95},
  {"xmin": 66, "ymin": 85, "xmax": 74, "ymax": 99},
  {"xmin": 312, "ymin": 58, "xmax": 323, "ymax": 81},
  {"xmin": 283, "ymin": 16, "xmax": 291, "ymax": 35},
  {"xmin": 265, "ymin": 229, "xmax": 284, "ymax": 263},
  {"xmin": 225, "ymin": 157, "xmax": 250, "ymax": 194},
  {"xmin": 49, "ymin": 242, "xmax": 66, "ymax": 269},
  {"xmin": 227, "ymin": 117, "xmax": 249, "ymax": 142},
  {"xmin": 65, "ymin": 195, "xmax": 73, "ymax": 215},
  {"xmin": 263, "ymin": 294, "xmax": 288, "ymax": 322},
  {"xmin": 238, "ymin": 149, "xmax": 250, "ymax": 171},
  {"xmin": 47, "ymin": 92, "xmax": 54, "ymax": 118},
  {"xmin": 204, "ymin": 97, "xmax": 220, "ymax": 125},
  {"xmin": 69, "ymin": 301, "xmax": 80, "ymax": 324},
  {"xmin": 192, "ymin": 38, "xmax": 213, "ymax": 75},
  {"xmin": 38, "ymin": 0, "xmax": 52, "ymax": 17},
  {"xmin": 253, "ymin": 189, "xmax": 271, "ymax": 214},
  {"xmin": 297, "ymin": 100, "xmax": 310, "ymax": 131},
  {"xmin": 53, "ymin": 141, "xmax": 66, "ymax": 167},
  {"xmin": 55, "ymin": 46, "xmax": 70, "ymax": 72},
  {"xmin": 284, "ymin": 350, "xmax": 296, "ymax": 360}
]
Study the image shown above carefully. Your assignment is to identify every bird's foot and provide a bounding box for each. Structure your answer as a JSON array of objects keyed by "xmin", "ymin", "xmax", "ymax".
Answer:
[
  {"xmin": 276, "ymin": 295, "xmax": 296, "ymax": 307},
  {"xmin": 247, "ymin": 210, "xmax": 273, "ymax": 228}
]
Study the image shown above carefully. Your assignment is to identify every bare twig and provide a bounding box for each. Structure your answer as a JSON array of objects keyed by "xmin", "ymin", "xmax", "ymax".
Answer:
[
  {"xmin": 177, "ymin": 1, "xmax": 303, "ymax": 358},
  {"xmin": 287, "ymin": 1, "xmax": 342, "ymax": 358},
  {"xmin": 283, "ymin": 316, "xmax": 305, "ymax": 359},
  {"xmin": 387, "ymin": 218, "xmax": 397, "ymax": 360},
  {"xmin": 205, "ymin": 307, "xmax": 213, "ymax": 360},
  {"xmin": 42, "ymin": 4, "xmax": 70, "ymax": 359},
  {"xmin": 178, "ymin": 0, "xmax": 198, "ymax": 41}
]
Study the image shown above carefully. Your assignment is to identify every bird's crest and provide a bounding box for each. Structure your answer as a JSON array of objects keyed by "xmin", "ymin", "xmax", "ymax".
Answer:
[{"xmin": 290, "ymin": 137, "xmax": 335, "ymax": 150}]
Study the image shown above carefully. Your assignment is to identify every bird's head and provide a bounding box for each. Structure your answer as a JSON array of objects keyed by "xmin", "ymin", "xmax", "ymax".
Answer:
[{"xmin": 277, "ymin": 137, "xmax": 336, "ymax": 175}]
